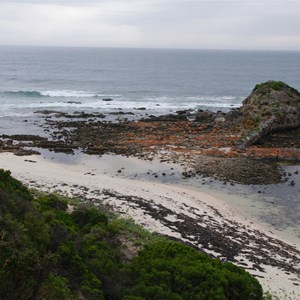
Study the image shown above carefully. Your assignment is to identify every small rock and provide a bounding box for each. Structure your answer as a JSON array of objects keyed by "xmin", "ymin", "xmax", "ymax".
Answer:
[{"xmin": 214, "ymin": 117, "xmax": 226, "ymax": 124}]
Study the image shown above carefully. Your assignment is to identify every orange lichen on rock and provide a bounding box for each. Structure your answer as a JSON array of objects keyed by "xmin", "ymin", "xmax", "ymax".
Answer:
[
  {"xmin": 200, "ymin": 148, "xmax": 241, "ymax": 158},
  {"xmin": 247, "ymin": 147, "xmax": 300, "ymax": 160}
]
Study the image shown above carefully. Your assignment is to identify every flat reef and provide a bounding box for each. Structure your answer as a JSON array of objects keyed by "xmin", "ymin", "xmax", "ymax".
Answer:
[{"xmin": 1, "ymin": 81, "xmax": 300, "ymax": 185}]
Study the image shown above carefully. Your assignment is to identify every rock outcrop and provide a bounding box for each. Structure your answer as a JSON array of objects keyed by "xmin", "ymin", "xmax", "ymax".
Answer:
[{"xmin": 239, "ymin": 80, "xmax": 300, "ymax": 148}]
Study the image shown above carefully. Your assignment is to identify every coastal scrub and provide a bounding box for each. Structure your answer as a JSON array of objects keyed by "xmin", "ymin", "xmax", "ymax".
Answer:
[{"xmin": 0, "ymin": 169, "xmax": 263, "ymax": 299}]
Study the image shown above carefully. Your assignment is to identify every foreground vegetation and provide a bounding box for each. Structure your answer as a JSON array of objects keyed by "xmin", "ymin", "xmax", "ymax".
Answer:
[{"xmin": 0, "ymin": 169, "xmax": 263, "ymax": 299}]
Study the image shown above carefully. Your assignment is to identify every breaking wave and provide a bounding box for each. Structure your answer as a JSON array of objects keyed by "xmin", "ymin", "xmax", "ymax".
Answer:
[
  {"xmin": 1, "ymin": 90, "xmax": 121, "ymax": 99},
  {"xmin": 0, "ymin": 90, "xmax": 244, "ymax": 114},
  {"xmin": 2, "ymin": 91, "xmax": 44, "ymax": 98}
]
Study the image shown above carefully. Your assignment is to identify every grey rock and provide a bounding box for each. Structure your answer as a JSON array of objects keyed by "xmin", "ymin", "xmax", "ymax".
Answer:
[{"xmin": 240, "ymin": 80, "xmax": 300, "ymax": 148}]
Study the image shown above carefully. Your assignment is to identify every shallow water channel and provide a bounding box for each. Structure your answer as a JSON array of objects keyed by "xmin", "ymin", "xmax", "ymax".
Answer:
[{"xmin": 37, "ymin": 149, "xmax": 300, "ymax": 247}]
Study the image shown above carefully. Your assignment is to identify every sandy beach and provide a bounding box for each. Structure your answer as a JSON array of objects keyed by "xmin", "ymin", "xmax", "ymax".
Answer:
[{"xmin": 0, "ymin": 152, "xmax": 299, "ymax": 298}]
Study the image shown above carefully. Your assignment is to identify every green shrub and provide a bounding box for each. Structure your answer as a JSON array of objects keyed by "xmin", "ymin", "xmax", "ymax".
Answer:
[
  {"xmin": 39, "ymin": 274, "xmax": 76, "ymax": 300},
  {"xmin": 125, "ymin": 241, "xmax": 262, "ymax": 300},
  {"xmin": 0, "ymin": 169, "xmax": 32, "ymax": 201},
  {"xmin": 271, "ymin": 81, "xmax": 285, "ymax": 91},
  {"xmin": 253, "ymin": 83, "xmax": 264, "ymax": 91},
  {"xmin": 72, "ymin": 205, "xmax": 108, "ymax": 228},
  {"xmin": 253, "ymin": 81, "xmax": 285, "ymax": 92}
]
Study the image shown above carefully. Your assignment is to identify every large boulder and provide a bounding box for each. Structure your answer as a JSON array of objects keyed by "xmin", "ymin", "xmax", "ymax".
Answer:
[{"xmin": 239, "ymin": 80, "xmax": 300, "ymax": 148}]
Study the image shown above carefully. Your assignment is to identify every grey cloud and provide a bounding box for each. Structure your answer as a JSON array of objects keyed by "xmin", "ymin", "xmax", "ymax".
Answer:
[{"xmin": 0, "ymin": 0, "xmax": 300, "ymax": 49}]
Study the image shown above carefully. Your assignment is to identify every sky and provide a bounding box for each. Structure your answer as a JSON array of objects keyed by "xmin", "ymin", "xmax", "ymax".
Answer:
[{"xmin": 1, "ymin": 0, "xmax": 300, "ymax": 50}]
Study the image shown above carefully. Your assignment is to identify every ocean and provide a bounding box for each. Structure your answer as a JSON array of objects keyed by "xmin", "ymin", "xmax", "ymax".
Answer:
[
  {"xmin": 0, "ymin": 46, "xmax": 300, "ymax": 242},
  {"xmin": 1, "ymin": 46, "xmax": 300, "ymax": 120}
]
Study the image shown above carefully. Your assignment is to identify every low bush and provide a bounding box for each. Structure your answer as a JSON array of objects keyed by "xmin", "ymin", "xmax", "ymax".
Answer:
[{"xmin": 124, "ymin": 241, "xmax": 262, "ymax": 300}]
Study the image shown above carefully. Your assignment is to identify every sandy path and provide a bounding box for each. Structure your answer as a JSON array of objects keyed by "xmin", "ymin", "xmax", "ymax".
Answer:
[{"xmin": 0, "ymin": 152, "xmax": 299, "ymax": 298}]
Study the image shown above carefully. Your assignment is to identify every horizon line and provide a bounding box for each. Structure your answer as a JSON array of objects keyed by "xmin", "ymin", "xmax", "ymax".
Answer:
[{"xmin": 1, "ymin": 44, "xmax": 300, "ymax": 52}]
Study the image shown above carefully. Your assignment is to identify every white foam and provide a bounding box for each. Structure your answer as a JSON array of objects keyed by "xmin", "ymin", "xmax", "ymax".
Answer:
[
  {"xmin": 40, "ymin": 90, "xmax": 121, "ymax": 98},
  {"xmin": 139, "ymin": 95, "xmax": 243, "ymax": 109},
  {"xmin": 0, "ymin": 92, "xmax": 244, "ymax": 117},
  {"xmin": 40, "ymin": 90, "xmax": 97, "ymax": 98}
]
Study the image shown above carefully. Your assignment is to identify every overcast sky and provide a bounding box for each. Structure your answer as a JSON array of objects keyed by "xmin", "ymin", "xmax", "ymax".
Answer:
[{"xmin": 1, "ymin": 0, "xmax": 300, "ymax": 50}]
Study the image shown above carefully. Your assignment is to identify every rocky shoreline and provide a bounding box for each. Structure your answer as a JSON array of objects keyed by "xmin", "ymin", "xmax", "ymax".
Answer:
[{"xmin": 1, "ymin": 81, "xmax": 300, "ymax": 185}]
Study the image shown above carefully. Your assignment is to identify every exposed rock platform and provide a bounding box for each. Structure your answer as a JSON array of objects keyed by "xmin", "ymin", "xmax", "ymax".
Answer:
[{"xmin": 1, "ymin": 81, "xmax": 300, "ymax": 185}]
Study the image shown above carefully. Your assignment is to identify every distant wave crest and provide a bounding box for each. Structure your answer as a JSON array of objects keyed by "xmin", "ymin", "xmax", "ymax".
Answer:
[
  {"xmin": 1, "ymin": 90, "xmax": 120, "ymax": 99},
  {"xmin": 3, "ymin": 91, "xmax": 44, "ymax": 97}
]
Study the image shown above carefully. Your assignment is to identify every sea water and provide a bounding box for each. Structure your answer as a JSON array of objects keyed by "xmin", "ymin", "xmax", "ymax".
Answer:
[{"xmin": 1, "ymin": 46, "xmax": 300, "ymax": 119}]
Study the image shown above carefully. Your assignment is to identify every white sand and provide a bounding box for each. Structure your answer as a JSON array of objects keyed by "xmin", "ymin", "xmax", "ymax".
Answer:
[{"xmin": 0, "ymin": 152, "xmax": 299, "ymax": 298}]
